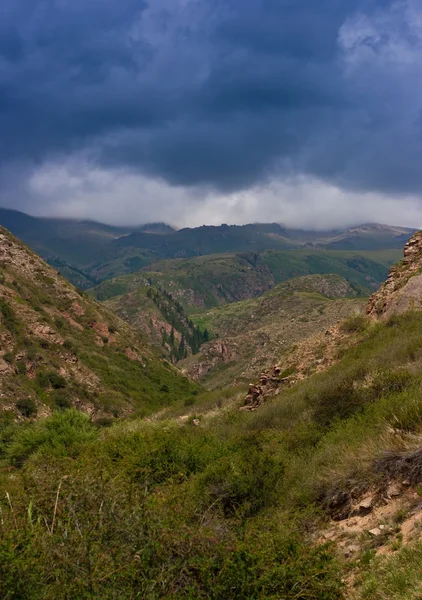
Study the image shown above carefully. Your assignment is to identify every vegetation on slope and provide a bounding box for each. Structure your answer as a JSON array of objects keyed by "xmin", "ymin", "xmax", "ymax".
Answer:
[
  {"xmin": 2, "ymin": 308, "xmax": 422, "ymax": 597},
  {"xmin": 91, "ymin": 279, "xmax": 210, "ymax": 361},
  {"xmin": 180, "ymin": 274, "xmax": 366, "ymax": 388},
  {"xmin": 0, "ymin": 208, "xmax": 408, "ymax": 283},
  {"xmin": 90, "ymin": 249, "xmax": 399, "ymax": 315},
  {"xmin": 0, "ymin": 227, "xmax": 199, "ymax": 420}
]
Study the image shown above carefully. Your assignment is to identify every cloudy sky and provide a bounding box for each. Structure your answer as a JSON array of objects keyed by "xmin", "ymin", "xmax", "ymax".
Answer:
[{"xmin": 1, "ymin": 0, "xmax": 422, "ymax": 228}]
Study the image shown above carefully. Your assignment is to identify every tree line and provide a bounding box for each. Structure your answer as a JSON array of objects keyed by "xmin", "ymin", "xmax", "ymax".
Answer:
[{"xmin": 146, "ymin": 286, "xmax": 209, "ymax": 361}]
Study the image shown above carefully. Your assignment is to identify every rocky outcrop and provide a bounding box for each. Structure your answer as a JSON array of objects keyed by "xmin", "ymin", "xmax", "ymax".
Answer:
[
  {"xmin": 367, "ymin": 231, "xmax": 422, "ymax": 319},
  {"xmin": 186, "ymin": 340, "xmax": 236, "ymax": 380},
  {"xmin": 240, "ymin": 364, "xmax": 293, "ymax": 410}
]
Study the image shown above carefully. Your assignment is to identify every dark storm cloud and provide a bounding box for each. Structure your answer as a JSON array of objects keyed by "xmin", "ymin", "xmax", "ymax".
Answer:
[{"xmin": 1, "ymin": 0, "xmax": 422, "ymax": 197}]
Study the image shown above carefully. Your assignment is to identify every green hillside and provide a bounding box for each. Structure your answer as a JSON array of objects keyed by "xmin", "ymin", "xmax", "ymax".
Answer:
[
  {"xmin": 0, "ymin": 227, "xmax": 199, "ymax": 421},
  {"xmin": 90, "ymin": 248, "xmax": 400, "ymax": 313},
  {"xmin": 2, "ymin": 309, "xmax": 422, "ymax": 598},
  {"xmin": 103, "ymin": 283, "xmax": 210, "ymax": 362},
  {"xmin": 0, "ymin": 209, "xmax": 412, "ymax": 284},
  {"xmin": 182, "ymin": 274, "xmax": 366, "ymax": 388}
]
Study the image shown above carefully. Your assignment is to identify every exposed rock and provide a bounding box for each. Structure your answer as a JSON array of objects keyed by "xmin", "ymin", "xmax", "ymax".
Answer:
[
  {"xmin": 187, "ymin": 340, "xmax": 236, "ymax": 380},
  {"xmin": 344, "ymin": 544, "xmax": 360, "ymax": 557},
  {"xmin": 359, "ymin": 496, "xmax": 374, "ymax": 511},
  {"xmin": 90, "ymin": 321, "xmax": 109, "ymax": 340},
  {"xmin": 240, "ymin": 364, "xmax": 292, "ymax": 410},
  {"xmin": 367, "ymin": 231, "xmax": 422, "ymax": 319},
  {"xmin": 125, "ymin": 347, "xmax": 145, "ymax": 366},
  {"xmin": 31, "ymin": 323, "xmax": 63, "ymax": 345},
  {"xmin": 368, "ymin": 527, "xmax": 382, "ymax": 536},
  {"xmin": 386, "ymin": 483, "xmax": 401, "ymax": 498},
  {"xmin": 71, "ymin": 301, "xmax": 85, "ymax": 316},
  {"xmin": 0, "ymin": 358, "xmax": 14, "ymax": 375},
  {"xmin": 0, "ymin": 225, "xmax": 189, "ymax": 420},
  {"xmin": 62, "ymin": 312, "xmax": 84, "ymax": 331}
]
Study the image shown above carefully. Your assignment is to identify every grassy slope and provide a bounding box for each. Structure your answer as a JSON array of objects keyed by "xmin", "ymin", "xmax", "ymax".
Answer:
[
  {"xmin": 90, "ymin": 223, "xmax": 412, "ymax": 280},
  {"xmin": 2, "ymin": 311, "xmax": 422, "ymax": 597},
  {"xmin": 0, "ymin": 209, "xmax": 408, "ymax": 282},
  {"xmin": 0, "ymin": 227, "xmax": 199, "ymax": 420},
  {"xmin": 89, "ymin": 249, "xmax": 400, "ymax": 314},
  {"xmin": 182, "ymin": 274, "xmax": 366, "ymax": 388},
  {"xmin": 90, "ymin": 273, "xmax": 366, "ymax": 387}
]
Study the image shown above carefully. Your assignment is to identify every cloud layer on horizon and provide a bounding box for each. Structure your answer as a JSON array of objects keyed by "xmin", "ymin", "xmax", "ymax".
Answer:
[{"xmin": 1, "ymin": 0, "xmax": 422, "ymax": 226}]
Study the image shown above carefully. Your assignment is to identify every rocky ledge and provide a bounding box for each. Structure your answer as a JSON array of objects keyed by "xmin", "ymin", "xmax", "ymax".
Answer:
[{"xmin": 367, "ymin": 231, "xmax": 422, "ymax": 319}]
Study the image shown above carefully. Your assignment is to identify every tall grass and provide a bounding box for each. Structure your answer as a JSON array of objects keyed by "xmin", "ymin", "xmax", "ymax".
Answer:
[{"xmin": 2, "ymin": 311, "xmax": 422, "ymax": 597}]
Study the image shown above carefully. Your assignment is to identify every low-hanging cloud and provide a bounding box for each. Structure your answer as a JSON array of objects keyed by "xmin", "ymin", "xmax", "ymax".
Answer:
[{"xmin": 1, "ymin": 0, "xmax": 422, "ymax": 226}]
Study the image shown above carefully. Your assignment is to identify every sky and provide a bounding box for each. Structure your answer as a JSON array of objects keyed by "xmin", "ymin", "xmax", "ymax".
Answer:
[{"xmin": 1, "ymin": 0, "xmax": 422, "ymax": 228}]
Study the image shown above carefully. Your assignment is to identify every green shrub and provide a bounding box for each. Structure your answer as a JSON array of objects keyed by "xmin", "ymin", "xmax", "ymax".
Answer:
[
  {"xmin": 16, "ymin": 361, "xmax": 27, "ymax": 375},
  {"xmin": 308, "ymin": 365, "xmax": 368, "ymax": 426},
  {"xmin": 0, "ymin": 300, "xmax": 22, "ymax": 336},
  {"xmin": 6, "ymin": 409, "xmax": 97, "ymax": 466},
  {"xmin": 63, "ymin": 339, "xmax": 75, "ymax": 351},
  {"xmin": 50, "ymin": 389, "xmax": 72, "ymax": 410},
  {"xmin": 340, "ymin": 314, "xmax": 368, "ymax": 333},
  {"xmin": 36, "ymin": 370, "xmax": 67, "ymax": 390},
  {"xmin": 197, "ymin": 434, "xmax": 285, "ymax": 517},
  {"xmin": 3, "ymin": 351, "xmax": 14, "ymax": 363},
  {"xmin": 15, "ymin": 398, "xmax": 37, "ymax": 418},
  {"xmin": 54, "ymin": 317, "xmax": 65, "ymax": 329}
]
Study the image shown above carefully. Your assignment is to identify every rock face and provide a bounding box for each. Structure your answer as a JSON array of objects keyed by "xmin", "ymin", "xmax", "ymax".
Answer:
[
  {"xmin": 240, "ymin": 364, "xmax": 293, "ymax": 410},
  {"xmin": 186, "ymin": 340, "xmax": 236, "ymax": 380},
  {"xmin": 367, "ymin": 231, "xmax": 422, "ymax": 319}
]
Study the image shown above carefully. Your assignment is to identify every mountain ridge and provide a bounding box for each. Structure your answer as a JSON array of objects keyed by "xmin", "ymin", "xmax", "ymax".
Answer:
[{"xmin": 0, "ymin": 207, "xmax": 415, "ymax": 285}]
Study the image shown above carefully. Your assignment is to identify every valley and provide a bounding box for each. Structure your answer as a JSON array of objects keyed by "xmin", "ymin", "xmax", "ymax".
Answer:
[
  {"xmin": 3, "ymin": 2, "xmax": 421, "ymax": 597},
  {"xmin": 1, "ymin": 215, "xmax": 422, "ymax": 599}
]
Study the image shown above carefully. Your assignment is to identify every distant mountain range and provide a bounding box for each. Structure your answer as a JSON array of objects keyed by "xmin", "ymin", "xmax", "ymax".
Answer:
[{"xmin": 0, "ymin": 208, "xmax": 415, "ymax": 286}]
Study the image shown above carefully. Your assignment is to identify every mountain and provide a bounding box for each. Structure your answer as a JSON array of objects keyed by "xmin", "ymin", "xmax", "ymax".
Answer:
[
  {"xmin": 0, "ymin": 208, "xmax": 133, "ymax": 268},
  {"xmin": 0, "ymin": 208, "xmax": 414, "ymax": 284},
  {"xmin": 88, "ymin": 249, "xmax": 398, "ymax": 369},
  {"xmin": 90, "ymin": 247, "xmax": 399, "ymax": 313},
  {"xmin": 0, "ymin": 226, "xmax": 199, "ymax": 421},
  {"xmin": 101, "ymin": 282, "xmax": 210, "ymax": 362},
  {"xmin": 2, "ymin": 229, "xmax": 422, "ymax": 598},
  {"xmin": 88, "ymin": 222, "xmax": 415, "ymax": 281},
  {"xmin": 180, "ymin": 274, "xmax": 366, "ymax": 388}
]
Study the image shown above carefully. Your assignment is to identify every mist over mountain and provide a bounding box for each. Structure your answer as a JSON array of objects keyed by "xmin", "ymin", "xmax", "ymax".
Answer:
[{"xmin": 3, "ymin": 1, "xmax": 422, "ymax": 596}]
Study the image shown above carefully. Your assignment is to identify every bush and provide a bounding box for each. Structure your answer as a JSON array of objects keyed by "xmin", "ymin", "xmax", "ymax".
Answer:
[
  {"xmin": 63, "ymin": 339, "xmax": 75, "ymax": 351},
  {"xmin": 340, "ymin": 314, "xmax": 368, "ymax": 333},
  {"xmin": 51, "ymin": 389, "xmax": 72, "ymax": 410},
  {"xmin": 197, "ymin": 435, "xmax": 285, "ymax": 517},
  {"xmin": 0, "ymin": 300, "xmax": 22, "ymax": 336},
  {"xmin": 36, "ymin": 370, "xmax": 67, "ymax": 390},
  {"xmin": 308, "ymin": 365, "xmax": 368, "ymax": 426},
  {"xmin": 15, "ymin": 398, "xmax": 37, "ymax": 418},
  {"xmin": 54, "ymin": 317, "xmax": 65, "ymax": 329},
  {"xmin": 6, "ymin": 409, "xmax": 97, "ymax": 466},
  {"xmin": 16, "ymin": 361, "xmax": 27, "ymax": 375},
  {"xmin": 3, "ymin": 352, "xmax": 14, "ymax": 363}
]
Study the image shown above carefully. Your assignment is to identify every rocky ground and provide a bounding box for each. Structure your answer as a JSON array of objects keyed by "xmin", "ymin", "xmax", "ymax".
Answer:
[{"xmin": 367, "ymin": 231, "xmax": 422, "ymax": 319}]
